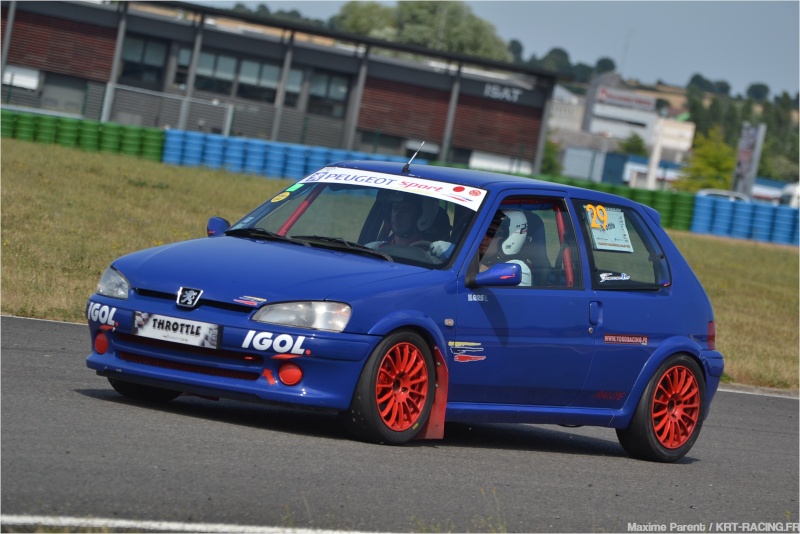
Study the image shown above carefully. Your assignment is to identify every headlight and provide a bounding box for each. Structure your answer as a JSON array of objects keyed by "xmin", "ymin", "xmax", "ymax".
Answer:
[
  {"xmin": 96, "ymin": 266, "xmax": 130, "ymax": 300},
  {"xmin": 252, "ymin": 301, "xmax": 351, "ymax": 332}
]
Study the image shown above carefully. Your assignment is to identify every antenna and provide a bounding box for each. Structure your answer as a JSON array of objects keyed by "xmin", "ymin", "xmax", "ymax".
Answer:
[{"xmin": 402, "ymin": 141, "xmax": 425, "ymax": 173}]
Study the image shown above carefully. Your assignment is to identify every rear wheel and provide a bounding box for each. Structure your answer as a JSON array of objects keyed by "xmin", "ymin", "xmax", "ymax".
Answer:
[
  {"xmin": 108, "ymin": 378, "xmax": 181, "ymax": 403},
  {"xmin": 344, "ymin": 331, "xmax": 435, "ymax": 444},
  {"xmin": 616, "ymin": 354, "xmax": 705, "ymax": 462}
]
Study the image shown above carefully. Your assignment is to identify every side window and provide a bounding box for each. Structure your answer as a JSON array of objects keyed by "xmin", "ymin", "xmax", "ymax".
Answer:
[
  {"xmin": 475, "ymin": 196, "xmax": 582, "ymax": 289},
  {"xmin": 575, "ymin": 201, "xmax": 670, "ymax": 290}
]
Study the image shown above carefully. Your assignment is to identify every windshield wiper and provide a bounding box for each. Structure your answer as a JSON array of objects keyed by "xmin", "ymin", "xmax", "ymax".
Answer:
[
  {"xmin": 225, "ymin": 227, "xmax": 310, "ymax": 246},
  {"xmin": 293, "ymin": 235, "xmax": 393, "ymax": 261}
]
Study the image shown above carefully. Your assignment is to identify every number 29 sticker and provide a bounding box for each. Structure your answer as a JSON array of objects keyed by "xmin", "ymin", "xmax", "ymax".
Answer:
[{"xmin": 586, "ymin": 204, "xmax": 608, "ymax": 230}]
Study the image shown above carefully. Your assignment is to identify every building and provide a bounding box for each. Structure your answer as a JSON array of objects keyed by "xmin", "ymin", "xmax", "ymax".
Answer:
[{"xmin": 1, "ymin": 0, "xmax": 564, "ymax": 172}]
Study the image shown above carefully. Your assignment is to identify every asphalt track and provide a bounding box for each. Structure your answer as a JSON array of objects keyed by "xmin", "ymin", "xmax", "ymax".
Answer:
[{"xmin": 1, "ymin": 316, "xmax": 798, "ymax": 533}]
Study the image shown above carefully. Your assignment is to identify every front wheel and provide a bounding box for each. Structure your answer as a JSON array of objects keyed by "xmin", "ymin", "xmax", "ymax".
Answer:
[
  {"xmin": 616, "ymin": 354, "xmax": 705, "ymax": 462},
  {"xmin": 108, "ymin": 378, "xmax": 182, "ymax": 403},
  {"xmin": 343, "ymin": 331, "xmax": 435, "ymax": 444}
]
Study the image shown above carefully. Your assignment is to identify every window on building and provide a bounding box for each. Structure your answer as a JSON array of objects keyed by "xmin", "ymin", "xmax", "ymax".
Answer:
[
  {"xmin": 307, "ymin": 71, "xmax": 349, "ymax": 118},
  {"xmin": 119, "ymin": 36, "xmax": 168, "ymax": 89},
  {"xmin": 173, "ymin": 47, "xmax": 192, "ymax": 88},
  {"xmin": 195, "ymin": 51, "xmax": 237, "ymax": 95},
  {"xmin": 236, "ymin": 60, "xmax": 303, "ymax": 107}
]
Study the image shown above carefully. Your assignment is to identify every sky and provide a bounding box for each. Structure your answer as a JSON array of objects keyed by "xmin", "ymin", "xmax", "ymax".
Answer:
[{"xmin": 214, "ymin": 0, "xmax": 800, "ymax": 98}]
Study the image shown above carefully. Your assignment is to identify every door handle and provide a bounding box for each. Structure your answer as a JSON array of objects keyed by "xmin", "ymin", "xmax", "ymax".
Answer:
[{"xmin": 589, "ymin": 301, "xmax": 602, "ymax": 326}]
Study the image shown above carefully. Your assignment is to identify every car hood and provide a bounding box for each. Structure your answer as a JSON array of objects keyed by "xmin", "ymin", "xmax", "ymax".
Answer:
[{"xmin": 113, "ymin": 236, "xmax": 426, "ymax": 304}]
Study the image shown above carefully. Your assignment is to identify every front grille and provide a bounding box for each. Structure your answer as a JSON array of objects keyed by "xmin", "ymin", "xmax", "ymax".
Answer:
[
  {"xmin": 116, "ymin": 333, "xmax": 263, "ymax": 365},
  {"xmin": 134, "ymin": 288, "xmax": 256, "ymax": 313},
  {"xmin": 119, "ymin": 351, "xmax": 261, "ymax": 381}
]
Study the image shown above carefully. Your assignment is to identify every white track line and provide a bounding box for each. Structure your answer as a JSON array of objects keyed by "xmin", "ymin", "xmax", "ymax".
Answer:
[{"xmin": 0, "ymin": 514, "xmax": 370, "ymax": 534}]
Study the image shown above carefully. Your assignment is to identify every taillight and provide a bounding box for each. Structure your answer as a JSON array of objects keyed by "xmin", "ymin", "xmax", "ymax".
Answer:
[{"xmin": 707, "ymin": 321, "xmax": 716, "ymax": 351}]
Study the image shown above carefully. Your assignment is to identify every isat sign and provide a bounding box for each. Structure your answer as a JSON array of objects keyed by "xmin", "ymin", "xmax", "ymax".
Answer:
[{"xmin": 483, "ymin": 83, "xmax": 524, "ymax": 103}]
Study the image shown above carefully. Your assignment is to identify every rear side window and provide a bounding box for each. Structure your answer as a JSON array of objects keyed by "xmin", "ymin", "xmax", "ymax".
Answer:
[{"xmin": 574, "ymin": 201, "xmax": 670, "ymax": 290}]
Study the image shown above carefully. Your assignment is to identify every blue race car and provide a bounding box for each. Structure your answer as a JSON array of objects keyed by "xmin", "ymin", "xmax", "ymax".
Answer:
[{"xmin": 86, "ymin": 161, "xmax": 724, "ymax": 462}]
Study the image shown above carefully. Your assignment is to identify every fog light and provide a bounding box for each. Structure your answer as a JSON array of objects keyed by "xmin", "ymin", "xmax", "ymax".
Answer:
[
  {"xmin": 278, "ymin": 362, "xmax": 302, "ymax": 386},
  {"xmin": 94, "ymin": 332, "xmax": 109, "ymax": 354}
]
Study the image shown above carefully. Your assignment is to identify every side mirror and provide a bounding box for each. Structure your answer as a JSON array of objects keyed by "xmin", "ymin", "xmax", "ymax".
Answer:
[
  {"xmin": 207, "ymin": 217, "xmax": 230, "ymax": 237},
  {"xmin": 471, "ymin": 262, "xmax": 522, "ymax": 287}
]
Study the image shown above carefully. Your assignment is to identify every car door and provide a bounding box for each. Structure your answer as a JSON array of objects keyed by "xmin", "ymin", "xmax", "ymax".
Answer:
[
  {"xmin": 447, "ymin": 192, "xmax": 597, "ymax": 407},
  {"xmin": 568, "ymin": 198, "xmax": 675, "ymax": 410}
]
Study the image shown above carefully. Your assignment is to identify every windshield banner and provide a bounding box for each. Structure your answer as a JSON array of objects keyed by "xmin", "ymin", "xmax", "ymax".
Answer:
[{"xmin": 299, "ymin": 167, "xmax": 487, "ymax": 210}]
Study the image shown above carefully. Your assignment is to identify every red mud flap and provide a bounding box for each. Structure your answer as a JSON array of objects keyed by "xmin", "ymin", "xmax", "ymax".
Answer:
[{"xmin": 414, "ymin": 346, "xmax": 448, "ymax": 440}]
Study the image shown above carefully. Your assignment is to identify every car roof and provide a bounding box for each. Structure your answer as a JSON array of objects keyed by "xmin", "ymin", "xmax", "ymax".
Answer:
[{"xmin": 333, "ymin": 160, "xmax": 579, "ymax": 193}]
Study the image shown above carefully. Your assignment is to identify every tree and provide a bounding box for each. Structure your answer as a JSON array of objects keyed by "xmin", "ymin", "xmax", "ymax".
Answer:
[
  {"xmin": 674, "ymin": 126, "xmax": 736, "ymax": 192},
  {"xmin": 330, "ymin": 1, "xmax": 395, "ymax": 36},
  {"xmin": 570, "ymin": 63, "xmax": 593, "ymax": 84},
  {"xmin": 394, "ymin": 1, "xmax": 510, "ymax": 61},
  {"xmin": 538, "ymin": 47, "xmax": 571, "ymax": 74},
  {"xmin": 508, "ymin": 39, "xmax": 524, "ymax": 63},
  {"xmin": 540, "ymin": 138, "xmax": 562, "ymax": 176},
  {"xmin": 686, "ymin": 86, "xmax": 710, "ymax": 136},
  {"xmin": 687, "ymin": 73, "xmax": 715, "ymax": 94},
  {"xmin": 618, "ymin": 133, "xmax": 648, "ymax": 157},
  {"xmin": 746, "ymin": 83, "xmax": 770, "ymax": 102},
  {"xmin": 713, "ymin": 80, "xmax": 731, "ymax": 96},
  {"xmin": 595, "ymin": 57, "xmax": 615, "ymax": 75},
  {"xmin": 722, "ymin": 103, "xmax": 740, "ymax": 146}
]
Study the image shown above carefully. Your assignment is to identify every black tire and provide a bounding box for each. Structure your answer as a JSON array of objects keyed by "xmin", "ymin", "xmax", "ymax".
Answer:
[
  {"xmin": 616, "ymin": 354, "xmax": 706, "ymax": 462},
  {"xmin": 343, "ymin": 331, "xmax": 435, "ymax": 444},
  {"xmin": 108, "ymin": 378, "xmax": 182, "ymax": 403}
]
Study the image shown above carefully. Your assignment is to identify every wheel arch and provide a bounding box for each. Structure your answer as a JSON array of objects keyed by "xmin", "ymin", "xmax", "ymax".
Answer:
[
  {"xmin": 614, "ymin": 337, "xmax": 708, "ymax": 428},
  {"xmin": 365, "ymin": 311, "xmax": 450, "ymax": 440}
]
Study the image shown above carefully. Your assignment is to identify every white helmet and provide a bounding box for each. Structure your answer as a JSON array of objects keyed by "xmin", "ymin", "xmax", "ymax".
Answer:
[{"xmin": 500, "ymin": 210, "xmax": 528, "ymax": 255}]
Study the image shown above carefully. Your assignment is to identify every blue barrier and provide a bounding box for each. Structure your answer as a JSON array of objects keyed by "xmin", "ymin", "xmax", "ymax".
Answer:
[
  {"xmin": 264, "ymin": 142, "xmax": 286, "ymax": 178},
  {"xmin": 162, "ymin": 129, "xmax": 184, "ymax": 165},
  {"xmin": 223, "ymin": 137, "xmax": 246, "ymax": 173},
  {"xmin": 772, "ymin": 206, "xmax": 798, "ymax": 245},
  {"xmin": 244, "ymin": 139, "xmax": 268, "ymax": 174},
  {"xmin": 203, "ymin": 134, "xmax": 225, "ymax": 169},
  {"xmin": 751, "ymin": 204, "xmax": 775, "ymax": 242},
  {"xmin": 709, "ymin": 199, "xmax": 734, "ymax": 236},
  {"xmin": 182, "ymin": 131, "xmax": 205, "ymax": 167},
  {"xmin": 730, "ymin": 202, "xmax": 754, "ymax": 239},
  {"xmin": 690, "ymin": 196, "xmax": 715, "ymax": 234}
]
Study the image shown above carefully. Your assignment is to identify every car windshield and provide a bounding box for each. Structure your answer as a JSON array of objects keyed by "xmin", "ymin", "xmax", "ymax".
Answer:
[{"xmin": 226, "ymin": 167, "xmax": 488, "ymax": 268}]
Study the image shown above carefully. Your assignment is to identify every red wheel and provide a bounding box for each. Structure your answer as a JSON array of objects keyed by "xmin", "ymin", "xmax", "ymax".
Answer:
[
  {"xmin": 650, "ymin": 365, "xmax": 701, "ymax": 449},
  {"xmin": 374, "ymin": 341, "xmax": 430, "ymax": 431},
  {"xmin": 344, "ymin": 331, "xmax": 435, "ymax": 444},
  {"xmin": 617, "ymin": 354, "xmax": 706, "ymax": 462}
]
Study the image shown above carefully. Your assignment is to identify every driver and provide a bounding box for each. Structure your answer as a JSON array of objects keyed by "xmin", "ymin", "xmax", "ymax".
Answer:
[
  {"xmin": 388, "ymin": 197, "xmax": 424, "ymax": 246},
  {"xmin": 429, "ymin": 210, "xmax": 532, "ymax": 286},
  {"xmin": 479, "ymin": 210, "xmax": 532, "ymax": 286},
  {"xmin": 367, "ymin": 194, "xmax": 439, "ymax": 249}
]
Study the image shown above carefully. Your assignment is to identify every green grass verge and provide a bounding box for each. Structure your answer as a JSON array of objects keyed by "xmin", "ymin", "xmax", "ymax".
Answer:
[{"xmin": 2, "ymin": 139, "xmax": 797, "ymax": 389}]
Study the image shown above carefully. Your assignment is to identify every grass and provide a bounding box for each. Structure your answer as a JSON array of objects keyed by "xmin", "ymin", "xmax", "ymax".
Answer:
[{"xmin": 2, "ymin": 138, "xmax": 798, "ymax": 389}]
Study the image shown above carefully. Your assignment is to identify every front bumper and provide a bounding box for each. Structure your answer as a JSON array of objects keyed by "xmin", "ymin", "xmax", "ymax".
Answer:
[{"xmin": 85, "ymin": 296, "xmax": 376, "ymax": 411}]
